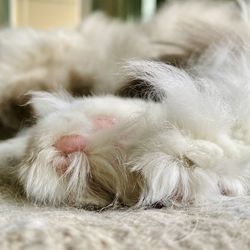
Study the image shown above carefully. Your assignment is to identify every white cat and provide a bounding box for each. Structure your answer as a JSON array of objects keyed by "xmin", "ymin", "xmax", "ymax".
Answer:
[
  {"xmin": 3, "ymin": 41, "xmax": 250, "ymax": 207},
  {"xmin": 1, "ymin": 0, "xmax": 250, "ymax": 208},
  {"xmin": 0, "ymin": 0, "xmax": 243, "ymax": 135}
]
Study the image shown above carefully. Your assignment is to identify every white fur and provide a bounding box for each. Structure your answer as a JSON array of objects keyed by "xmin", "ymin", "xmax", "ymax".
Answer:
[
  {"xmin": 0, "ymin": 0, "xmax": 248, "ymax": 128},
  {"xmin": 2, "ymin": 1, "xmax": 250, "ymax": 208},
  {"xmin": 16, "ymin": 43, "xmax": 250, "ymax": 206},
  {"xmin": 18, "ymin": 94, "xmax": 160, "ymax": 206}
]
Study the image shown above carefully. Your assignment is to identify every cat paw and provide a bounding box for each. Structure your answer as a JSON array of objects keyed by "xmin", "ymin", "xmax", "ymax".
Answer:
[{"xmin": 185, "ymin": 140, "xmax": 224, "ymax": 168}]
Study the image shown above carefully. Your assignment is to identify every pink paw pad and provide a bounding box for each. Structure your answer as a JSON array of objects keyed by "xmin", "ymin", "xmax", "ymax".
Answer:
[
  {"xmin": 54, "ymin": 157, "xmax": 70, "ymax": 175},
  {"xmin": 94, "ymin": 116, "xmax": 116, "ymax": 130},
  {"xmin": 54, "ymin": 135, "xmax": 87, "ymax": 154}
]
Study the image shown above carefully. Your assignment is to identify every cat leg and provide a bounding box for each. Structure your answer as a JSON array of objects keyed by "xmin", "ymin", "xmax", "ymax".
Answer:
[{"xmin": 0, "ymin": 132, "xmax": 30, "ymax": 182}]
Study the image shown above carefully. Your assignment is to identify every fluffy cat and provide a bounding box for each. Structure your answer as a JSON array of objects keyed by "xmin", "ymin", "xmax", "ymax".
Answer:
[
  {"xmin": 1, "ymin": 0, "xmax": 250, "ymax": 208},
  {"xmin": 0, "ymin": 0, "xmax": 243, "ymax": 137},
  {"xmin": 4, "ymin": 44, "xmax": 250, "ymax": 207}
]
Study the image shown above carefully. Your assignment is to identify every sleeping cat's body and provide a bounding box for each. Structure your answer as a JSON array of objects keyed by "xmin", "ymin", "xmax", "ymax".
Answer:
[
  {"xmin": 0, "ymin": 0, "xmax": 244, "ymax": 137},
  {"xmin": 1, "ymin": 1, "xmax": 250, "ymax": 208},
  {"xmin": 3, "ymin": 52, "xmax": 250, "ymax": 207}
]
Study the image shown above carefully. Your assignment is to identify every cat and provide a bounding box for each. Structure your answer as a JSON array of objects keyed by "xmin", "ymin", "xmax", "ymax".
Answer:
[
  {"xmin": 0, "ymin": 0, "xmax": 240, "ymax": 137},
  {"xmin": 4, "ymin": 46, "xmax": 250, "ymax": 208},
  {"xmin": 1, "ymin": 0, "xmax": 250, "ymax": 208}
]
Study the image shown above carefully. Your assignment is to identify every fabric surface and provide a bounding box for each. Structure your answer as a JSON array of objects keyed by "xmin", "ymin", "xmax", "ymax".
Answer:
[{"xmin": 0, "ymin": 180, "xmax": 249, "ymax": 250}]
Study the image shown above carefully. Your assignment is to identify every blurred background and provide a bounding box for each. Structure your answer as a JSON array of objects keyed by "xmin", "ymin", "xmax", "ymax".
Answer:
[
  {"xmin": 0, "ymin": 0, "xmax": 235, "ymax": 30},
  {"xmin": 0, "ymin": 0, "xmax": 168, "ymax": 30}
]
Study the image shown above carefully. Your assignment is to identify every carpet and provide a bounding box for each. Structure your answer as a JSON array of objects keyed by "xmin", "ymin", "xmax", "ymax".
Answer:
[{"xmin": 0, "ymin": 179, "xmax": 249, "ymax": 250}]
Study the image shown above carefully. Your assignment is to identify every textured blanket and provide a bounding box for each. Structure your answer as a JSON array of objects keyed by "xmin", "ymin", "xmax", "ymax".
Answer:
[{"xmin": 0, "ymin": 179, "xmax": 249, "ymax": 250}]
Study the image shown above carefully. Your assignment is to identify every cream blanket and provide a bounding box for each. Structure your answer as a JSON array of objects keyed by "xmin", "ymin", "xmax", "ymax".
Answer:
[{"xmin": 0, "ymin": 180, "xmax": 249, "ymax": 250}]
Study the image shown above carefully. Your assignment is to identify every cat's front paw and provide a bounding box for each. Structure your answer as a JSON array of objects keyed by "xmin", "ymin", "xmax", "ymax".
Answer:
[{"xmin": 18, "ymin": 92, "xmax": 149, "ymax": 207}]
